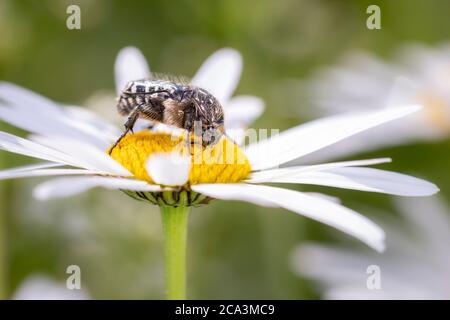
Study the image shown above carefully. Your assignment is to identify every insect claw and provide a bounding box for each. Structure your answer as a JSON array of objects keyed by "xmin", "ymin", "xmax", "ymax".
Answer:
[{"xmin": 108, "ymin": 129, "xmax": 130, "ymax": 155}]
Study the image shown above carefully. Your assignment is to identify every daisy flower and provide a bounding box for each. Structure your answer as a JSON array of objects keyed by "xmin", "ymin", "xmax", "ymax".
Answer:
[
  {"xmin": 299, "ymin": 43, "xmax": 450, "ymax": 161},
  {"xmin": 0, "ymin": 47, "xmax": 438, "ymax": 299},
  {"xmin": 291, "ymin": 197, "xmax": 450, "ymax": 299}
]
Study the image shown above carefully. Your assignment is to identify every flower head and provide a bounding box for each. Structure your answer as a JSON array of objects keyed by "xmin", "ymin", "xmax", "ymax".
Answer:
[
  {"xmin": 299, "ymin": 43, "xmax": 450, "ymax": 161},
  {"xmin": 292, "ymin": 197, "xmax": 450, "ymax": 299},
  {"xmin": 109, "ymin": 131, "xmax": 251, "ymax": 186},
  {"xmin": 0, "ymin": 47, "xmax": 439, "ymax": 252}
]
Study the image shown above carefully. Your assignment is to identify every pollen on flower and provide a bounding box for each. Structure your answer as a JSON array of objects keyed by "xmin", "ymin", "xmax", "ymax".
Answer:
[
  {"xmin": 419, "ymin": 93, "xmax": 450, "ymax": 133},
  {"xmin": 108, "ymin": 131, "xmax": 251, "ymax": 185}
]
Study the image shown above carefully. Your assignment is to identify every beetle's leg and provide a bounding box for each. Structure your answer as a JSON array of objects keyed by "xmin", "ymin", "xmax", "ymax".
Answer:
[
  {"xmin": 140, "ymin": 97, "xmax": 165, "ymax": 123},
  {"xmin": 109, "ymin": 96, "xmax": 166, "ymax": 155},
  {"xmin": 182, "ymin": 104, "xmax": 198, "ymax": 154},
  {"xmin": 108, "ymin": 104, "xmax": 144, "ymax": 154}
]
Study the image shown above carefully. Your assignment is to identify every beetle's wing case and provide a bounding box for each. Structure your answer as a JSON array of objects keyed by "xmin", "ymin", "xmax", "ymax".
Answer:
[
  {"xmin": 122, "ymin": 79, "xmax": 174, "ymax": 95},
  {"xmin": 122, "ymin": 73, "xmax": 191, "ymax": 95},
  {"xmin": 121, "ymin": 80, "xmax": 146, "ymax": 94}
]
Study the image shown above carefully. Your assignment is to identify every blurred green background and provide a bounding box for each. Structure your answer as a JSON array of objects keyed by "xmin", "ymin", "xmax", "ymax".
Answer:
[{"xmin": 0, "ymin": 0, "xmax": 449, "ymax": 299}]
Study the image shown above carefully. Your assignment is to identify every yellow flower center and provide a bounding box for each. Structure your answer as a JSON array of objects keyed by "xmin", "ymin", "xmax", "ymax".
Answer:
[
  {"xmin": 419, "ymin": 92, "xmax": 450, "ymax": 133},
  {"xmin": 109, "ymin": 131, "xmax": 252, "ymax": 185}
]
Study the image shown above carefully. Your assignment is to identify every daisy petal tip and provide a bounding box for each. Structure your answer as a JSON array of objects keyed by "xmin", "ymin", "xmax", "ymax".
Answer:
[
  {"xmin": 359, "ymin": 227, "xmax": 385, "ymax": 253},
  {"xmin": 118, "ymin": 46, "xmax": 139, "ymax": 53},
  {"xmin": 116, "ymin": 46, "xmax": 145, "ymax": 61},
  {"xmin": 394, "ymin": 104, "xmax": 423, "ymax": 117},
  {"xmin": 115, "ymin": 46, "xmax": 150, "ymax": 94},
  {"xmin": 372, "ymin": 237, "xmax": 386, "ymax": 253},
  {"xmin": 426, "ymin": 183, "xmax": 440, "ymax": 196},
  {"xmin": 409, "ymin": 104, "xmax": 423, "ymax": 112},
  {"xmin": 32, "ymin": 185, "xmax": 50, "ymax": 201},
  {"xmin": 215, "ymin": 47, "xmax": 242, "ymax": 63},
  {"xmin": 403, "ymin": 179, "xmax": 440, "ymax": 197},
  {"xmin": 192, "ymin": 47, "xmax": 243, "ymax": 103},
  {"xmin": 146, "ymin": 152, "xmax": 191, "ymax": 186},
  {"xmin": 359, "ymin": 223, "xmax": 385, "ymax": 253}
]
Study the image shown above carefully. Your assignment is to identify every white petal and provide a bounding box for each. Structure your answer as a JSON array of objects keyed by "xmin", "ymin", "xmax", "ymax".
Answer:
[
  {"xmin": 245, "ymin": 105, "xmax": 422, "ymax": 170},
  {"xmin": 0, "ymin": 131, "xmax": 90, "ymax": 167},
  {"xmin": 57, "ymin": 104, "xmax": 118, "ymax": 147},
  {"xmin": 289, "ymin": 117, "xmax": 432, "ymax": 165},
  {"xmin": 193, "ymin": 183, "xmax": 275, "ymax": 207},
  {"xmin": 0, "ymin": 168, "xmax": 98, "ymax": 180},
  {"xmin": 64, "ymin": 106, "xmax": 119, "ymax": 136},
  {"xmin": 0, "ymin": 162, "xmax": 62, "ymax": 173},
  {"xmin": 0, "ymin": 104, "xmax": 108, "ymax": 148},
  {"xmin": 324, "ymin": 286, "xmax": 436, "ymax": 300},
  {"xmin": 0, "ymin": 104, "xmax": 113, "ymax": 149},
  {"xmin": 13, "ymin": 275, "xmax": 89, "ymax": 300},
  {"xmin": 224, "ymin": 95, "xmax": 265, "ymax": 145},
  {"xmin": 146, "ymin": 153, "xmax": 190, "ymax": 186},
  {"xmin": 256, "ymin": 167, "xmax": 439, "ymax": 197},
  {"xmin": 33, "ymin": 176, "xmax": 161, "ymax": 200},
  {"xmin": 292, "ymin": 243, "xmax": 444, "ymax": 299},
  {"xmin": 395, "ymin": 197, "xmax": 450, "ymax": 254},
  {"xmin": 115, "ymin": 47, "xmax": 150, "ymax": 95},
  {"xmin": 0, "ymin": 83, "xmax": 113, "ymax": 148},
  {"xmin": 30, "ymin": 135, "xmax": 131, "ymax": 176},
  {"xmin": 305, "ymin": 51, "xmax": 407, "ymax": 115},
  {"xmin": 0, "ymin": 82, "xmax": 60, "ymax": 113},
  {"xmin": 225, "ymin": 95, "xmax": 265, "ymax": 129},
  {"xmin": 192, "ymin": 183, "xmax": 385, "ymax": 251},
  {"xmin": 192, "ymin": 48, "xmax": 242, "ymax": 104},
  {"xmin": 291, "ymin": 243, "xmax": 374, "ymax": 284},
  {"xmin": 302, "ymin": 192, "xmax": 341, "ymax": 204},
  {"xmin": 247, "ymin": 158, "xmax": 392, "ymax": 183}
]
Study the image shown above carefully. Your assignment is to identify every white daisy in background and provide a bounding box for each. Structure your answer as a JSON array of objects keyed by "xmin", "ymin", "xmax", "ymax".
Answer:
[
  {"xmin": 298, "ymin": 43, "xmax": 450, "ymax": 162},
  {"xmin": 291, "ymin": 196, "xmax": 450, "ymax": 300},
  {"xmin": 0, "ymin": 46, "xmax": 439, "ymax": 299},
  {"xmin": 13, "ymin": 275, "xmax": 89, "ymax": 300}
]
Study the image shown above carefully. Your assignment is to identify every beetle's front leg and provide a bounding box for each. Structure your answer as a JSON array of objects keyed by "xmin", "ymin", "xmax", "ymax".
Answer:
[
  {"xmin": 183, "ymin": 104, "xmax": 200, "ymax": 153},
  {"xmin": 108, "ymin": 104, "xmax": 144, "ymax": 154}
]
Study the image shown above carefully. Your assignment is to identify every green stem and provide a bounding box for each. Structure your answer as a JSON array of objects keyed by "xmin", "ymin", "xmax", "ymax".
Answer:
[{"xmin": 160, "ymin": 204, "xmax": 190, "ymax": 300}]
